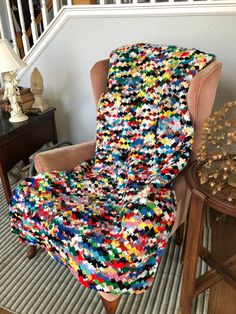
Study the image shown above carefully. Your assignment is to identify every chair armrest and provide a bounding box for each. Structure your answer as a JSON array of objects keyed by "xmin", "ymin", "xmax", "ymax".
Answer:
[{"xmin": 34, "ymin": 140, "xmax": 96, "ymax": 173}]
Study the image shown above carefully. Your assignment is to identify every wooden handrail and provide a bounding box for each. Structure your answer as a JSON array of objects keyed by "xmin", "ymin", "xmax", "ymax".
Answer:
[{"xmin": 26, "ymin": 0, "xmax": 53, "ymax": 39}]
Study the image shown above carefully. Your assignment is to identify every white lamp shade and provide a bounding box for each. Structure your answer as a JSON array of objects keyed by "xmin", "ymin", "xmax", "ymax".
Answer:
[{"xmin": 0, "ymin": 39, "xmax": 26, "ymax": 73}]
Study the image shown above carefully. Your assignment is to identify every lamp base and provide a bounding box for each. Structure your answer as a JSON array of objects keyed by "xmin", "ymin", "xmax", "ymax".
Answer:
[{"xmin": 9, "ymin": 113, "xmax": 28, "ymax": 123}]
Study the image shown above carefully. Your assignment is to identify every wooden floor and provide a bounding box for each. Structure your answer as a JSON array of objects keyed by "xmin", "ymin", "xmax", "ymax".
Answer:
[{"xmin": 0, "ymin": 208, "xmax": 235, "ymax": 314}]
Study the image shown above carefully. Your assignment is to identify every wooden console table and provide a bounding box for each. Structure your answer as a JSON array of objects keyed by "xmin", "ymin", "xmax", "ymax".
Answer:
[
  {"xmin": 180, "ymin": 160, "xmax": 236, "ymax": 313},
  {"xmin": 0, "ymin": 108, "xmax": 57, "ymax": 203}
]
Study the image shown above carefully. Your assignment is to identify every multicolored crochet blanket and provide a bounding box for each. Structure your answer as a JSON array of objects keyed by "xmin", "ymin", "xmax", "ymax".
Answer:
[{"xmin": 9, "ymin": 44, "xmax": 214, "ymax": 295}]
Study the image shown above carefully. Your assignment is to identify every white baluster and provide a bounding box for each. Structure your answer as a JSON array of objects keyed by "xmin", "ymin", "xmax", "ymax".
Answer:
[
  {"xmin": 53, "ymin": 0, "xmax": 60, "ymax": 17},
  {"xmin": 67, "ymin": 0, "xmax": 73, "ymax": 5},
  {"xmin": 28, "ymin": 0, "xmax": 38, "ymax": 44},
  {"xmin": 0, "ymin": 14, "xmax": 5, "ymax": 38},
  {"xmin": 5, "ymin": 0, "xmax": 19, "ymax": 54},
  {"xmin": 17, "ymin": 0, "xmax": 30, "ymax": 54},
  {"xmin": 99, "ymin": 0, "xmax": 105, "ymax": 4},
  {"xmin": 39, "ymin": 24, "xmax": 43, "ymax": 36},
  {"xmin": 41, "ymin": 0, "xmax": 49, "ymax": 29}
]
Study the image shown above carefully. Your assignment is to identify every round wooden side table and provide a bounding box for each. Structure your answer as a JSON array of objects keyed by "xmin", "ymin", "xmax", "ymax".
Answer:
[{"xmin": 180, "ymin": 160, "xmax": 236, "ymax": 314}]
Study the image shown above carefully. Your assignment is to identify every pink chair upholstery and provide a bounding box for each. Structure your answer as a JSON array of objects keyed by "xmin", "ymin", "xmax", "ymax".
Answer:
[{"xmin": 34, "ymin": 59, "xmax": 222, "ymax": 235}]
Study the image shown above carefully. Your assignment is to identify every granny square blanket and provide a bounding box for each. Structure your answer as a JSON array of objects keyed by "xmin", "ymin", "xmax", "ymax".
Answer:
[{"xmin": 9, "ymin": 43, "xmax": 214, "ymax": 295}]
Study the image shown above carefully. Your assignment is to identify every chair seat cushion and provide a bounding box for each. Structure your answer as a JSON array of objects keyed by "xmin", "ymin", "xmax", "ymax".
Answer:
[{"xmin": 9, "ymin": 43, "xmax": 214, "ymax": 294}]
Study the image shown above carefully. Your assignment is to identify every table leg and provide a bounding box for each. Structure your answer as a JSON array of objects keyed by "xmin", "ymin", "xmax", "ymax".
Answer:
[
  {"xmin": 180, "ymin": 188, "xmax": 207, "ymax": 314},
  {"xmin": 0, "ymin": 164, "xmax": 12, "ymax": 203},
  {"xmin": 52, "ymin": 114, "xmax": 58, "ymax": 144}
]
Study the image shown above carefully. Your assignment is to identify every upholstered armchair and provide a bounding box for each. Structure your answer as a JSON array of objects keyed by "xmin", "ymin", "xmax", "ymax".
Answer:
[
  {"xmin": 32, "ymin": 58, "xmax": 221, "ymax": 313},
  {"xmin": 34, "ymin": 59, "xmax": 221, "ymax": 233}
]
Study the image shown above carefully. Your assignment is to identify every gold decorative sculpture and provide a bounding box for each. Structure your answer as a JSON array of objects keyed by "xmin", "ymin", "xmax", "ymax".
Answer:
[
  {"xmin": 30, "ymin": 67, "xmax": 49, "ymax": 112},
  {"xmin": 197, "ymin": 100, "xmax": 236, "ymax": 203}
]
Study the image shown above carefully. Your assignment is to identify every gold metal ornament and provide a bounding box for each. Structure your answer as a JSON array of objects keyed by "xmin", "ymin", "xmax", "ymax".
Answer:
[
  {"xmin": 197, "ymin": 100, "xmax": 236, "ymax": 204},
  {"xmin": 228, "ymin": 174, "xmax": 236, "ymax": 188}
]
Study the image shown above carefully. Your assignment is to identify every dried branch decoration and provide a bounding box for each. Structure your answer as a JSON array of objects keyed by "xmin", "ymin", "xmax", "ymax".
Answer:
[{"xmin": 197, "ymin": 100, "xmax": 236, "ymax": 203}]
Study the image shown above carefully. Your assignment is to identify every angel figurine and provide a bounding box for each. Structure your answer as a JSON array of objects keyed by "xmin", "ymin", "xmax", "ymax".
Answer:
[{"xmin": 3, "ymin": 72, "xmax": 28, "ymax": 122}]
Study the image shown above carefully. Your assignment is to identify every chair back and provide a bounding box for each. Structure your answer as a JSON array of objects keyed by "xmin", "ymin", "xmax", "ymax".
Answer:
[
  {"xmin": 90, "ymin": 59, "xmax": 222, "ymax": 159},
  {"xmin": 90, "ymin": 56, "xmax": 222, "ymax": 234}
]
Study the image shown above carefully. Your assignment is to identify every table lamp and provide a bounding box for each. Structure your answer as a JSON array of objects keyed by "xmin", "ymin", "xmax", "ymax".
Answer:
[{"xmin": 0, "ymin": 39, "xmax": 28, "ymax": 123}]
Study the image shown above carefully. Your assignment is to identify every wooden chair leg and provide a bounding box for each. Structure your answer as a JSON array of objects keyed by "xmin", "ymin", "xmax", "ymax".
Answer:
[
  {"xmin": 26, "ymin": 245, "xmax": 38, "ymax": 259},
  {"xmin": 180, "ymin": 189, "xmax": 206, "ymax": 314},
  {"xmin": 100, "ymin": 295, "xmax": 121, "ymax": 314},
  {"xmin": 174, "ymin": 223, "xmax": 185, "ymax": 245}
]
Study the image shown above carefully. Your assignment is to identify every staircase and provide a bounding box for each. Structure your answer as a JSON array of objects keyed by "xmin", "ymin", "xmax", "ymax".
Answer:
[
  {"xmin": 0, "ymin": 0, "xmax": 235, "ymax": 66},
  {"xmin": 0, "ymin": 0, "xmax": 235, "ymax": 147}
]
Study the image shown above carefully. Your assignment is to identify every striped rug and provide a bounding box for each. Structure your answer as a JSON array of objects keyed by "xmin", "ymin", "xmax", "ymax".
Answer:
[{"xmin": 0, "ymin": 183, "xmax": 210, "ymax": 314}]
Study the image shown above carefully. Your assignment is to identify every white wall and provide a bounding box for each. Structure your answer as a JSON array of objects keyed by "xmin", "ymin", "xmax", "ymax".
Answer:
[{"xmin": 19, "ymin": 13, "xmax": 236, "ymax": 145}]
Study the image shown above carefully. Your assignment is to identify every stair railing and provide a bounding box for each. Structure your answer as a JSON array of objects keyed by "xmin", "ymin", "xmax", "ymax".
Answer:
[
  {"xmin": 26, "ymin": 0, "xmax": 53, "ymax": 47},
  {"xmin": 4, "ymin": 0, "xmax": 61, "ymax": 58},
  {"xmin": 1, "ymin": 0, "xmax": 234, "ymax": 59}
]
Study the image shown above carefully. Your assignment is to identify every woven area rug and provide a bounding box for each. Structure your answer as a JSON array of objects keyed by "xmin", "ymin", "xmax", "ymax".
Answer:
[{"xmin": 0, "ymin": 182, "xmax": 210, "ymax": 314}]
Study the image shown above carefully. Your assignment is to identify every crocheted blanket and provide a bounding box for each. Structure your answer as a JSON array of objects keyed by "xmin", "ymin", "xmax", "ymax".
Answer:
[{"xmin": 9, "ymin": 44, "xmax": 214, "ymax": 295}]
